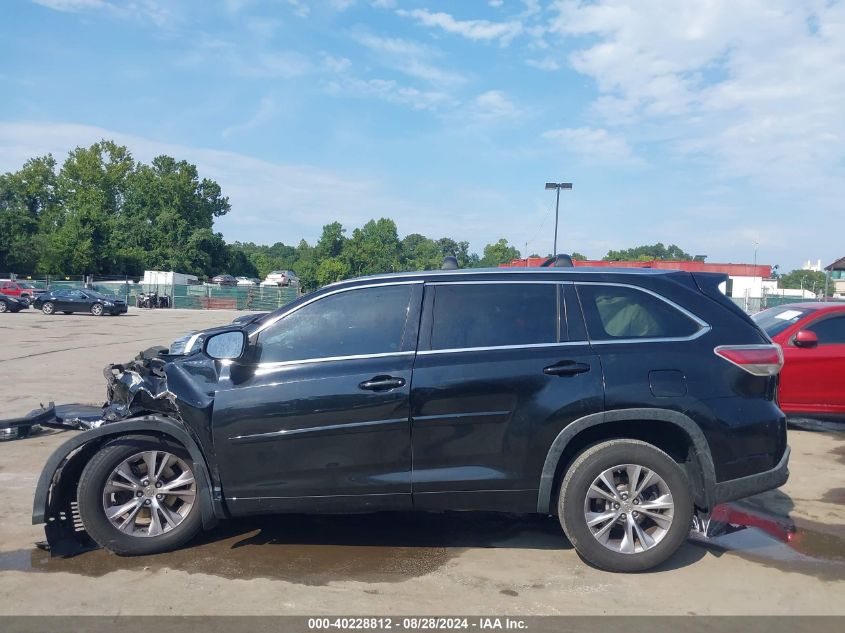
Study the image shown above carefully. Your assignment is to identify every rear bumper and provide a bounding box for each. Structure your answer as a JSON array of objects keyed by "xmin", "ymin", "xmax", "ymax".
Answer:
[{"xmin": 711, "ymin": 445, "xmax": 790, "ymax": 505}]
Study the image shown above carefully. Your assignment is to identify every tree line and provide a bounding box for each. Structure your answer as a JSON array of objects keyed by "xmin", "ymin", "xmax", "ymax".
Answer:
[{"xmin": 2, "ymin": 139, "xmax": 813, "ymax": 291}]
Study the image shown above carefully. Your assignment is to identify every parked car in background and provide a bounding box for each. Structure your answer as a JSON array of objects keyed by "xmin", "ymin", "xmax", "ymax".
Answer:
[
  {"xmin": 236, "ymin": 277, "xmax": 260, "ymax": 286},
  {"xmin": 0, "ymin": 294, "xmax": 26, "ymax": 313},
  {"xmin": 752, "ymin": 302, "xmax": 845, "ymax": 419},
  {"xmin": 262, "ymin": 270, "xmax": 299, "ymax": 287},
  {"xmin": 33, "ymin": 267, "xmax": 789, "ymax": 572},
  {"xmin": 211, "ymin": 274, "xmax": 238, "ymax": 287},
  {"xmin": 34, "ymin": 288, "xmax": 128, "ymax": 316},
  {"xmin": 0, "ymin": 280, "xmax": 43, "ymax": 306}
]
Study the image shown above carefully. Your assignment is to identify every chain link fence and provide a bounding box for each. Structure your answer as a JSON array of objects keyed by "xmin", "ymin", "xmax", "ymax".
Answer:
[{"xmin": 6, "ymin": 274, "xmax": 300, "ymax": 312}]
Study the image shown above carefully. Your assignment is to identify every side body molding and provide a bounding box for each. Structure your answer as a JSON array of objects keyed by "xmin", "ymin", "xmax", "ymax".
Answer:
[
  {"xmin": 536, "ymin": 408, "xmax": 717, "ymax": 514},
  {"xmin": 32, "ymin": 416, "xmax": 223, "ymax": 530}
]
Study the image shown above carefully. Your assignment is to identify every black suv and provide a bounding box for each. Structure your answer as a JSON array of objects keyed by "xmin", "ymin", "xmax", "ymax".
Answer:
[{"xmin": 33, "ymin": 267, "xmax": 789, "ymax": 572}]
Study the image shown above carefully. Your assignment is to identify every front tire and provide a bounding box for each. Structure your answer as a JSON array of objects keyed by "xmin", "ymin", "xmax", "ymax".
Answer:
[
  {"xmin": 558, "ymin": 439, "xmax": 693, "ymax": 572},
  {"xmin": 77, "ymin": 436, "xmax": 202, "ymax": 556},
  {"xmin": 0, "ymin": 302, "xmax": 7, "ymax": 313},
  {"xmin": 41, "ymin": 301, "xmax": 55, "ymax": 315},
  {"xmin": 91, "ymin": 303, "xmax": 104, "ymax": 316}
]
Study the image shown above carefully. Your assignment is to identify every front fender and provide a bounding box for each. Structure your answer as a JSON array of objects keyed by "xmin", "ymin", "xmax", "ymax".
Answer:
[{"xmin": 32, "ymin": 416, "xmax": 225, "ymax": 548}]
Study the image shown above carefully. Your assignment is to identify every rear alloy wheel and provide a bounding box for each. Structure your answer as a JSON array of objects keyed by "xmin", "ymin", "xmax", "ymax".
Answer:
[
  {"xmin": 0, "ymin": 302, "xmax": 7, "ymax": 313},
  {"xmin": 558, "ymin": 439, "xmax": 693, "ymax": 572},
  {"xmin": 41, "ymin": 301, "xmax": 55, "ymax": 315},
  {"xmin": 77, "ymin": 437, "xmax": 202, "ymax": 555},
  {"xmin": 90, "ymin": 302, "xmax": 104, "ymax": 316}
]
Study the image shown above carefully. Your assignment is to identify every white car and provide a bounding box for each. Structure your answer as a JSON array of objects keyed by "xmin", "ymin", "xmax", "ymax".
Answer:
[
  {"xmin": 261, "ymin": 270, "xmax": 299, "ymax": 287},
  {"xmin": 235, "ymin": 277, "xmax": 259, "ymax": 286}
]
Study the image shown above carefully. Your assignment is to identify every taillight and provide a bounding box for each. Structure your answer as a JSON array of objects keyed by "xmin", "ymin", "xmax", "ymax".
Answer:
[{"xmin": 714, "ymin": 344, "xmax": 784, "ymax": 376}]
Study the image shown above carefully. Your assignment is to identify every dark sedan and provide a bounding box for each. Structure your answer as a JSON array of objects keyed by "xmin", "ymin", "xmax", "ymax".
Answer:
[
  {"xmin": 0, "ymin": 294, "xmax": 25, "ymax": 313},
  {"xmin": 34, "ymin": 288, "xmax": 128, "ymax": 316}
]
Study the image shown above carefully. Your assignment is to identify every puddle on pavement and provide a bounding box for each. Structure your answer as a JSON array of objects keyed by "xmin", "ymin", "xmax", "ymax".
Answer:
[
  {"xmin": 690, "ymin": 504, "xmax": 845, "ymax": 581},
  {"xmin": 0, "ymin": 512, "xmax": 567, "ymax": 585}
]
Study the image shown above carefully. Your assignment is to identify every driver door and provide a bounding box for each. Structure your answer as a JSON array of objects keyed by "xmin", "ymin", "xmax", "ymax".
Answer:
[{"xmin": 212, "ymin": 282, "xmax": 423, "ymax": 515}]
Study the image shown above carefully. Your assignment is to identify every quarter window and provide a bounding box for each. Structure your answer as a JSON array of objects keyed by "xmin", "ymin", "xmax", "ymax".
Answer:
[
  {"xmin": 430, "ymin": 283, "xmax": 558, "ymax": 350},
  {"xmin": 806, "ymin": 315, "xmax": 845, "ymax": 345},
  {"xmin": 257, "ymin": 285, "xmax": 414, "ymax": 363},
  {"xmin": 577, "ymin": 285, "xmax": 702, "ymax": 340}
]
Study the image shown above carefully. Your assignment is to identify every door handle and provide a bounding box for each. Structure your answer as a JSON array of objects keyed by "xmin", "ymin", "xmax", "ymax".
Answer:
[
  {"xmin": 359, "ymin": 375, "xmax": 406, "ymax": 391},
  {"xmin": 543, "ymin": 361, "xmax": 591, "ymax": 377}
]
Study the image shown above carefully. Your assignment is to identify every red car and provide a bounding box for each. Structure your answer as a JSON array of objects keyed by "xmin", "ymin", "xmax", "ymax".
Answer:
[
  {"xmin": 0, "ymin": 280, "xmax": 42, "ymax": 306},
  {"xmin": 753, "ymin": 302, "xmax": 845, "ymax": 418}
]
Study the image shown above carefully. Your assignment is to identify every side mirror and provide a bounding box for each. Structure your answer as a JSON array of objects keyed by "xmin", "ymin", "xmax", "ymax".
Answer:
[
  {"xmin": 794, "ymin": 330, "xmax": 818, "ymax": 348},
  {"xmin": 205, "ymin": 330, "xmax": 246, "ymax": 360}
]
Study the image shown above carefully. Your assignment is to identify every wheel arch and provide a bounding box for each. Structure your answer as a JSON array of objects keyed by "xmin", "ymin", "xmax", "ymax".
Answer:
[
  {"xmin": 32, "ymin": 416, "xmax": 224, "ymax": 553},
  {"xmin": 536, "ymin": 408, "xmax": 717, "ymax": 514}
]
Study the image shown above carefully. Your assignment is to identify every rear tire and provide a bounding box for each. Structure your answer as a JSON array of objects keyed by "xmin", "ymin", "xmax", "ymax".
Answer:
[
  {"xmin": 0, "ymin": 302, "xmax": 7, "ymax": 313},
  {"xmin": 41, "ymin": 301, "xmax": 55, "ymax": 315},
  {"xmin": 77, "ymin": 436, "xmax": 202, "ymax": 556},
  {"xmin": 558, "ymin": 439, "xmax": 693, "ymax": 572}
]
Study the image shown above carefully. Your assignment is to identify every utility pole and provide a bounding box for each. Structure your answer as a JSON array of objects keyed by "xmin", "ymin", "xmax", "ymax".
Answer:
[{"xmin": 545, "ymin": 182, "xmax": 573, "ymax": 256}]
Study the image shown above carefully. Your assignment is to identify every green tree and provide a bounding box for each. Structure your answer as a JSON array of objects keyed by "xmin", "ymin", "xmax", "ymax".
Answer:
[
  {"xmin": 777, "ymin": 269, "xmax": 827, "ymax": 292},
  {"xmin": 480, "ymin": 238, "xmax": 520, "ymax": 267},
  {"xmin": 603, "ymin": 243, "xmax": 693, "ymax": 262},
  {"xmin": 342, "ymin": 218, "xmax": 402, "ymax": 276},
  {"xmin": 0, "ymin": 155, "xmax": 57, "ymax": 273},
  {"xmin": 571, "ymin": 251, "xmax": 588, "ymax": 261},
  {"xmin": 316, "ymin": 257, "xmax": 350, "ymax": 286}
]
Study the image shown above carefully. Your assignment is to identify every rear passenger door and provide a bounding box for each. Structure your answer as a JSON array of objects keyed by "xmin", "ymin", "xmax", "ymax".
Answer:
[
  {"xmin": 575, "ymin": 282, "xmax": 709, "ymax": 413},
  {"xmin": 409, "ymin": 281, "xmax": 603, "ymax": 513}
]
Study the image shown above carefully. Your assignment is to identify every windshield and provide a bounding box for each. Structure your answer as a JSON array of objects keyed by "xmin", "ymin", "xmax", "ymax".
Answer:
[{"xmin": 752, "ymin": 306, "xmax": 817, "ymax": 337}]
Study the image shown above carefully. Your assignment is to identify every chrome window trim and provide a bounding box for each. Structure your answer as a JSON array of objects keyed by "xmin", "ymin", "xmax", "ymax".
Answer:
[
  {"xmin": 255, "ymin": 351, "xmax": 414, "ymax": 376},
  {"xmin": 253, "ymin": 279, "xmax": 423, "ymax": 336},
  {"xmin": 427, "ymin": 280, "xmax": 571, "ymax": 286},
  {"xmin": 417, "ymin": 341, "xmax": 587, "ymax": 356},
  {"xmin": 575, "ymin": 281, "xmax": 711, "ymax": 342}
]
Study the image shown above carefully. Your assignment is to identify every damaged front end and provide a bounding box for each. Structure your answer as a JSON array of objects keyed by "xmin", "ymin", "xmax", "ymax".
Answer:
[
  {"xmin": 102, "ymin": 346, "xmax": 181, "ymax": 422},
  {"xmin": 20, "ymin": 344, "xmax": 225, "ymax": 556}
]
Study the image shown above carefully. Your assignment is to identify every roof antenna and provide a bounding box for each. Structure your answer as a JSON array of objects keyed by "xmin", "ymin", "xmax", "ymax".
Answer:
[{"xmin": 441, "ymin": 255, "xmax": 459, "ymax": 270}]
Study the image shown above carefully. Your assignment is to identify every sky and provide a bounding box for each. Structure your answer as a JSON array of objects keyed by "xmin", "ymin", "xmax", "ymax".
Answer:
[{"xmin": 1, "ymin": 0, "xmax": 843, "ymax": 272}]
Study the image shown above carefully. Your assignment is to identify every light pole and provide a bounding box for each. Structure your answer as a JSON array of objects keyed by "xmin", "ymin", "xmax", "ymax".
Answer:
[{"xmin": 545, "ymin": 182, "xmax": 573, "ymax": 256}]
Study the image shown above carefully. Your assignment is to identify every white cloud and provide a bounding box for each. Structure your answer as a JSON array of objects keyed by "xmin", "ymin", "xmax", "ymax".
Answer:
[
  {"xmin": 473, "ymin": 90, "xmax": 523, "ymax": 121},
  {"xmin": 542, "ymin": 127, "xmax": 642, "ymax": 166},
  {"xmin": 397, "ymin": 8, "xmax": 523, "ymax": 45},
  {"xmin": 525, "ymin": 56, "xmax": 560, "ymax": 71},
  {"xmin": 32, "ymin": 0, "xmax": 173, "ymax": 27},
  {"xmin": 321, "ymin": 54, "xmax": 352, "ymax": 73},
  {"xmin": 183, "ymin": 37, "xmax": 313, "ymax": 79},
  {"xmin": 32, "ymin": 0, "xmax": 104, "ymax": 10},
  {"xmin": 222, "ymin": 96, "xmax": 278, "ymax": 139},
  {"xmin": 548, "ymin": 0, "xmax": 845, "ymax": 190},
  {"xmin": 325, "ymin": 77, "xmax": 454, "ymax": 110},
  {"xmin": 354, "ymin": 33, "xmax": 465, "ymax": 85}
]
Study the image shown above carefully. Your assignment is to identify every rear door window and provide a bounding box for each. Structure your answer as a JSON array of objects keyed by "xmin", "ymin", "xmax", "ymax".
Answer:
[
  {"xmin": 429, "ymin": 283, "xmax": 558, "ymax": 350},
  {"xmin": 577, "ymin": 284, "xmax": 703, "ymax": 341}
]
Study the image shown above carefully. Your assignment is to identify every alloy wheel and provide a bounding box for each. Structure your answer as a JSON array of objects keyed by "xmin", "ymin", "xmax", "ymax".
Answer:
[
  {"xmin": 583, "ymin": 463, "xmax": 674, "ymax": 554},
  {"xmin": 102, "ymin": 450, "xmax": 196, "ymax": 537},
  {"xmin": 91, "ymin": 303, "xmax": 104, "ymax": 316},
  {"xmin": 42, "ymin": 302, "xmax": 54, "ymax": 315},
  {"xmin": 0, "ymin": 302, "xmax": 6, "ymax": 313}
]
